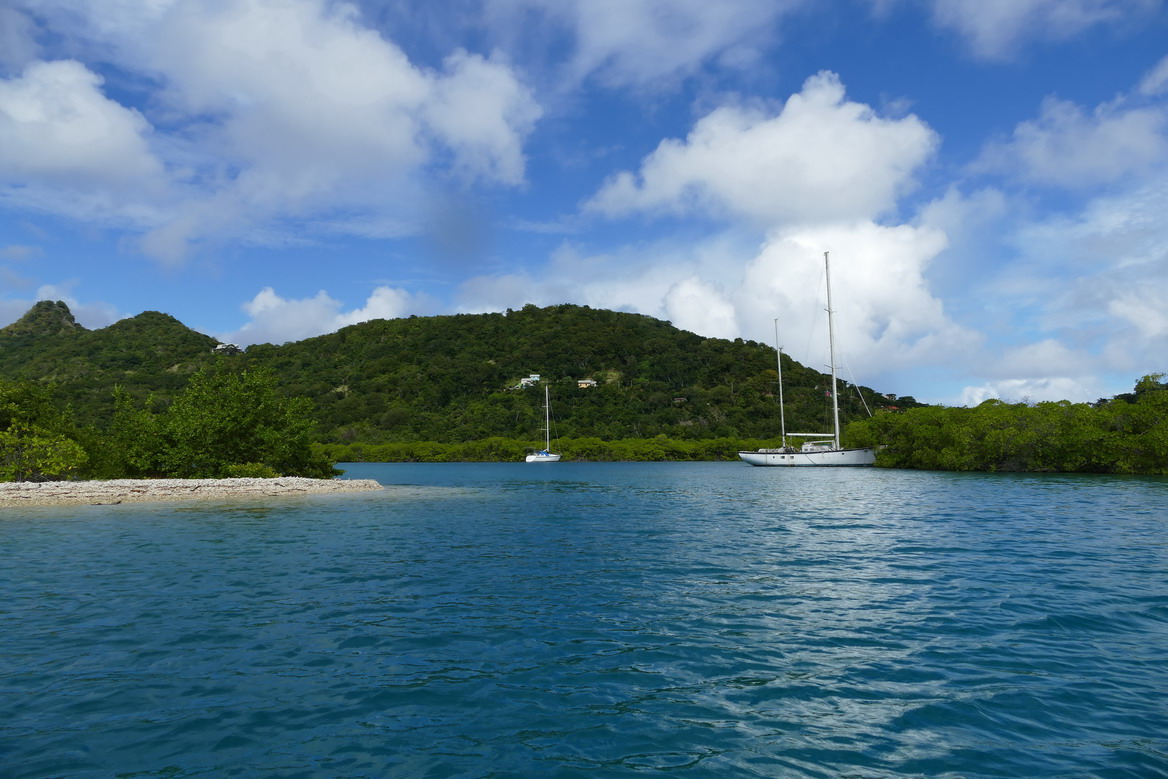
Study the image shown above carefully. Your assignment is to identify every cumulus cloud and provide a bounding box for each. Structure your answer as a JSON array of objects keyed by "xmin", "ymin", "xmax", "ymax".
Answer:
[
  {"xmin": 336, "ymin": 286, "xmax": 433, "ymax": 327},
  {"xmin": 3, "ymin": 0, "xmax": 541, "ymax": 263},
  {"xmin": 663, "ymin": 276, "xmax": 738, "ymax": 339},
  {"xmin": 974, "ymin": 95, "xmax": 1168, "ymax": 188},
  {"xmin": 223, "ymin": 285, "xmax": 439, "ymax": 346},
  {"xmin": 423, "ymin": 50, "xmax": 543, "ymax": 185},
  {"xmin": 457, "ymin": 218, "xmax": 982, "ymax": 401},
  {"xmin": 457, "ymin": 247, "xmax": 700, "ymax": 320},
  {"xmin": 456, "ymin": 230, "xmax": 760, "ymax": 324},
  {"xmin": 958, "ymin": 376, "xmax": 1106, "ymax": 406},
  {"xmin": 0, "ymin": 59, "xmax": 164, "ymax": 191},
  {"xmin": 586, "ymin": 71, "xmax": 938, "ymax": 226},
  {"xmin": 737, "ymin": 222, "xmax": 974, "ymax": 382},
  {"xmin": 921, "ymin": 0, "xmax": 1159, "ymax": 60}
]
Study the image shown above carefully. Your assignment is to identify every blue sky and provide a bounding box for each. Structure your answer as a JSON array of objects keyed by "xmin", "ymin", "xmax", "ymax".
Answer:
[{"xmin": 2, "ymin": 0, "xmax": 1166, "ymax": 405}]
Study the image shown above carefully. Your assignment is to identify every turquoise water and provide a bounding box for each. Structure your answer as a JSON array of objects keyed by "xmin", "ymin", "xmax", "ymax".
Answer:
[{"xmin": 2, "ymin": 463, "xmax": 1166, "ymax": 777}]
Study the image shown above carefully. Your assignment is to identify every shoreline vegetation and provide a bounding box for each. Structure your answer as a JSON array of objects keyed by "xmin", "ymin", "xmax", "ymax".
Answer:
[
  {"xmin": 316, "ymin": 437, "xmax": 764, "ymax": 464},
  {"xmin": 2, "ymin": 299, "xmax": 1165, "ymax": 479},
  {"xmin": 0, "ymin": 477, "xmax": 384, "ymax": 508},
  {"xmin": 318, "ymin": 370, "xmax": 1168, "ymax": 475}
]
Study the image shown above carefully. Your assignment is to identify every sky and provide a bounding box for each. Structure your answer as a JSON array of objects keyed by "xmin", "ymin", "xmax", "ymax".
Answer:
[{"xmin": 1, "ymin": 0, "xmax": 1167, "ymax": 406}]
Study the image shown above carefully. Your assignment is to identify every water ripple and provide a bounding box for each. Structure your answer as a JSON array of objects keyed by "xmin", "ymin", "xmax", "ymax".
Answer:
[{"xmin": 1, "ymin": 464, "xmax": 1166, "ymax": 777}]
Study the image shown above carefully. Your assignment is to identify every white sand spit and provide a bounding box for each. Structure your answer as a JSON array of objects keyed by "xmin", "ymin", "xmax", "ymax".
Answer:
[{"xmin": 0, "ymin": 477, "xmax": 384, "ymax": 507}]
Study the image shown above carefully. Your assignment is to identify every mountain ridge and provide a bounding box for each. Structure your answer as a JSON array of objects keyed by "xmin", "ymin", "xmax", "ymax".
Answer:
[
  {"xmin": 0, "ymin": 301, "xmax": 922, "ymax": 443},
  {"xmin": 0, "ymin": 300, "xmax": 85, "ymax": 337}
]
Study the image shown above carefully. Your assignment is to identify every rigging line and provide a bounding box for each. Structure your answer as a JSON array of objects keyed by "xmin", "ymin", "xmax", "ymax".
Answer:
[
  {"xmin": 831, "ymin": 303, "xmax": 873, "ymax": 419},
  {"xmin": 839, "ymin": 357, "xmax": 874, "ymax": 417}
]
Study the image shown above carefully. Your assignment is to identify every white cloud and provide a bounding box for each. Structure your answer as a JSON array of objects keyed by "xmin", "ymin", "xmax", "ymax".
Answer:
[
  {"xmin": 1138, "ymin": 54, "xmax": 1168, "ymax": 96},
  {"xmin": 958, "ymin": 376, "xmax": 1105, "ymax": 406},
  {"xmin": 975, "ymin": 96, "xmax": 1167, "ymax": 188},
  {"xmin": 1108, "ymin": 288, "xmax": 1168, "ymax": 340},
  {"xmin": 484, "ymin": 0, "xmax": 801, "ymax": 90},
  {"xmin": 663, "ymin": 276, "xmax": 737, "ymax": 338},
  {"xmin": 455, "ymin": 231, "xmax": 759, "ymax": 325},
  {"xmin": 0, "ymin": 8, "xmax": 41, "ymax": 70},
  {"xmin": 336, "ymin": 286, "xmax": 432, "ymax": 327},
  {"xmin": 1009, "ymin": 180, "xmax": 1168, "ymax": 352},
  {"xmin": 587, "ymin": 71, "xmax": 938, "ymax": 226},
  {"xmin": 0, "ymin": 60, "xmax": 164, "ymax": 190},
  {"xmin": 914, "ymin": 187, "xmax": 1012, "ymax": 295},
  {"xmin": 457, "ymin": 219, "xmax": 983, "ymax": 400},
  {"xmin": 456, "ymin": 250, "xmax": 681, "ymax": 319},
  {"xmin": 4, "ymin": 0, "xmax": 541, "ymax": 263},
  {"xmin": 991, "ymin": 338, "xmax": 1085, "ymax": 378},
  {"xmin": 916, "ymin": 174, "xmax": 1168, "ymax": 404},
  {"xmin": 737, "ymin": 222, "xmax": 974, "ymax": 383},
  {"xmin": 923, "ymin": 0, "xmax": 1159, "ymax": 60},
  {"xmin": 423, "ymin": 50, "xmax": 542, "ymax": 185},
  {"xmin": 223, "ymin": 285, "xmax": 438, "ymax": 345}
]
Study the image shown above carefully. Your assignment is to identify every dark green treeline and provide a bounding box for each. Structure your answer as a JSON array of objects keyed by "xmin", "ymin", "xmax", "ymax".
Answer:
[
  {"xmin": 847, "ymin": 374, "xmax": 1168, "ymax": 474},
  {"xmin": 1, "ymin": 301, "xmax": 907, "ymax": 444},
  {"xmin": 235, "ymin": 303, "xmax": 897, "ymax": 444}
]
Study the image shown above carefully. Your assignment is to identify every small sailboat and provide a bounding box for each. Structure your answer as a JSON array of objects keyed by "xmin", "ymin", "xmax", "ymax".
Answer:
[
  {"xmin": 525, "ymin": 384, "xmax": 561, "ymax": 463},
  {"xmin": 739, "ymin": 251, "xmax": 876, "ymax": 467}
]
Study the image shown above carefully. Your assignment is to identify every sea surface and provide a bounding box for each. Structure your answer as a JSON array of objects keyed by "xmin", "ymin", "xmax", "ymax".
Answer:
[{"xmin": 1, "ymin": 462, "xmax": 1166, "ymax": 778}]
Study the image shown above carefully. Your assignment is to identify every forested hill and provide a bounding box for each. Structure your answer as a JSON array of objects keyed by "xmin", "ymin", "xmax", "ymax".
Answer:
[
  {"xmin": 0, "ymin": 302, "xmax": 219, "ymax": 421},
  {"xmin": 0, "ymin": 301, "xmax": 921, "ymax": 443}
]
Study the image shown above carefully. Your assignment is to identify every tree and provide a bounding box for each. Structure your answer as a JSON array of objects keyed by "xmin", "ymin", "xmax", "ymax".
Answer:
[
  {"xmin": 848, "ymin": 374, "xmax": 1168, "ymax": 474},
  {"xmin": 0, "ymin": 379, "xmax": 87, "ymax": 482},
  {"xmin": 114, "ymin": 369, "xmax": 339, "ymax": 479},
  {"xmin": 0, "ymin": 424, "xmax": 88, "ymax": 482}
]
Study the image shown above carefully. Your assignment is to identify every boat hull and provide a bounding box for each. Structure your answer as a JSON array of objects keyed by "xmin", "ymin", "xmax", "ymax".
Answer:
[
  {"xmin": 525, "ymin": 452, "xmax": 562, "ymax": 463},
  {"xmin": 737, "ymin": 448, "xmax": 875, "ymax": 467}
]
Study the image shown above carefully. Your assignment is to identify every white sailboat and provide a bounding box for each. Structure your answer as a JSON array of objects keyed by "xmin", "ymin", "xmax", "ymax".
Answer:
[
  {"xmin": 738, "ymin": 251, "xmax": 876, "ymax": 467},
  {"xmin": 525, "ymin": 384, "xmax": 561, "ymax": 463}
]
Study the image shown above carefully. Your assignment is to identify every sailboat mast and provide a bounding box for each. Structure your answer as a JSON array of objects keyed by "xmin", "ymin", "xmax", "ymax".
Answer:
[
  {"xmin": 544, "ymin": 384, "xmax": 551, "ymax": 450},
  {"xmin": 774, "ymin": 318, "xmax": 787, "ymax": 449},
  {"xmin": 824, "ymin": 251, "xmax": 841, "ymax": 450}
]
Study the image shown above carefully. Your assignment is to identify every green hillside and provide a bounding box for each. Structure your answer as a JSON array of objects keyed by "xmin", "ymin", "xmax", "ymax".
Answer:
[
  {"xmin": 0, "ymin": 302, "xmax": 220, "ymax": 422},
  {"xmin": 0, "ymin": 301, "xmax": 920, "ymax": 445}
]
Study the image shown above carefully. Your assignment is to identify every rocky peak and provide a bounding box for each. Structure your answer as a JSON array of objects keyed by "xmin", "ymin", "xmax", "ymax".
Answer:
[{"xmin": 0, "ymin": 300, "xmax": 86, "ymax": 337}]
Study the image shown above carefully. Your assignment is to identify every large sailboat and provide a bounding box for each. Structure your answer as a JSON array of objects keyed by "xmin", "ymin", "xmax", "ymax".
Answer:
[
  {"xmin": 738, "ymin": 251, "xmax": 876, "ymax": 467},
  {"xmin": 525, "ymin": 384, "xmax": 561, "ymax": 463}
]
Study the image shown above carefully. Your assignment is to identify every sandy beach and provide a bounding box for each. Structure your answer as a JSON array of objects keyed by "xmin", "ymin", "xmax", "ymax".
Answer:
[{"xmin": 0, "ymin": 477, "xmax": 385, "ymax": 508}]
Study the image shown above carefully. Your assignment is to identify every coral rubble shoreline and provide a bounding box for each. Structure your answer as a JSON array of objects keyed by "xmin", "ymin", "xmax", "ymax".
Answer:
[{"xmin": 0, "ymin": 477, "xmax": 385, "ymax": 508}]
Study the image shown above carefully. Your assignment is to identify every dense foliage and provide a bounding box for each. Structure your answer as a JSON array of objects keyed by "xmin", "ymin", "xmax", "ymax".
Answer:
[
  {"xmin": 232, "ymin": 303, "xmax": 903, "ymax": 444},
  {"xmin": 848, "ymin": 374, "xmax": 1168, "ymax": 473},
  {"xmin": 98, "ymin": 368, "xmax": 340, "ymax": 479},
  {"xmin": 0, "ymin": 379, "xmax": 87, "ymax": 481},
  {"xmin": 0, "ymin": 302, "xmax": 220, "ymax": 424},
  {"xmin": 0, "ymin": 370, "xmax": 337, "ymax": 482},
  {"xmin": 1, "ymin": 301, "xmax": 909, "ymax": 446},
  {"xmin": 318, "ymin": 436, "xmax": 775, "ymax": 463},
  {"xmin": 13, "ymin": 300, "xmax": 1164, "ymax": 474}
]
